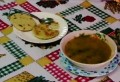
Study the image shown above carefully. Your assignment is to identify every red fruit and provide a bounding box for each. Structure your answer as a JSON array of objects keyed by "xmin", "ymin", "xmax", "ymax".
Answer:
[{"xmin": 82, "ymin": 16, "xmax": 96, "ymax": 22}]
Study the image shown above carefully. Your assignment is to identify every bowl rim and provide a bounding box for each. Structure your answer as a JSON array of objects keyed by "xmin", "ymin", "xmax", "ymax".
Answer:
[{"xmin": 60, "ymin": 30, "xmax": 117, "ymax": 66}]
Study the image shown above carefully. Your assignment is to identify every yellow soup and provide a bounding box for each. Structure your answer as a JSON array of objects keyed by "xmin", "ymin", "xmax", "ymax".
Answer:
[{"xmin": 65, "ymin": 34, "xmax": 111, "ymax": 64}]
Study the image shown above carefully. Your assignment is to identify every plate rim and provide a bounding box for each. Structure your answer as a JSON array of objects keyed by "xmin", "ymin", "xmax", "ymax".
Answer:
[{"xmin": 13, "ymin": 12, "xmax": 68, "ymax": 44}]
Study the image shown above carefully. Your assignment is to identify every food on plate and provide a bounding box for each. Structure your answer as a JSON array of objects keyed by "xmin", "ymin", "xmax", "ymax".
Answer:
[
  {"xmin": 64, "ymin": 34, "xmax": 111, "ymax": 64},
  {"xmin": 9, "ymin": 13, "xmax": 36, "ymax": 31},
  {"xmin": 33, "ymin": 24, "xmax": 59, "ymax": 40},
  {"xmin": 49, "ymin": 22, "xmax": 59, "ymax": 29},
  {"xmin": 10, "ymin": 12, "xmax": 60, "ymax": 40}
]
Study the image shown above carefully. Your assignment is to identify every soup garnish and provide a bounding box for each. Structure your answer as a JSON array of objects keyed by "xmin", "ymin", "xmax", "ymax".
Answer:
[{"xmin": 65, "ymin": 33, "xmax": 111, "ymax": 64}]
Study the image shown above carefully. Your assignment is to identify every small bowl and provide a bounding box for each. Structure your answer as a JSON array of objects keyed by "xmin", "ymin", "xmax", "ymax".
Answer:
[{"xmin": 60, "ymin": 30, "xmax": 117, "ymax": 71}]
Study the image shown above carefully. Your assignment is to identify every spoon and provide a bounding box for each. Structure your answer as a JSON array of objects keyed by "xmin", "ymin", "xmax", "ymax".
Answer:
[{"xmin": 30, "ymin": 14, "xmax": 54, "ymax": 24}]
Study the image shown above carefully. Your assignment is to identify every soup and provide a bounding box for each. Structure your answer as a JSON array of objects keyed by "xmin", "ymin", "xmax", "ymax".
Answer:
[{"xmin": 64, "ymin": 34, "xmax": 111, "ymax": 64}]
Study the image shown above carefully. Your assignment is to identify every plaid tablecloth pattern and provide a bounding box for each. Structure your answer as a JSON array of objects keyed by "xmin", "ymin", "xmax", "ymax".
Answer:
[{"xmin": 0, "ymin": 0, "xmax": 120, "ymax": 82}]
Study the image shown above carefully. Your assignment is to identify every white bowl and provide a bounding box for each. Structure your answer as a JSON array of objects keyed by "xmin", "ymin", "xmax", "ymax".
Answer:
[{"xmin": 60, "ymin": 30, "xmax": 117, "ymax": 71}]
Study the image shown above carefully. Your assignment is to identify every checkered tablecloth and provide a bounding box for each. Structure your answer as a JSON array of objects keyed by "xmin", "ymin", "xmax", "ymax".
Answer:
[{"xmin": 0, "ymin": 0, "xmax": 120, "ymax": 82}]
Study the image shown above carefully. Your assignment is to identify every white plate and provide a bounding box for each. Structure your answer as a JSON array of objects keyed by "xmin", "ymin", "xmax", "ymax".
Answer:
[
  {"xmin": 13, "ymin": 12, "xmax": 68, "ymax": 44},
  {"xmin": 60, "ymin": 53, "xmax": 120, "ymax": 77}
]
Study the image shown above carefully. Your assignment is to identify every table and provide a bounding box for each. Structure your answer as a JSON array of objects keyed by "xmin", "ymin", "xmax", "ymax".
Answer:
[{"xmin": 0, "ymin": 0, "xmax": 120, "ymax": 82}]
